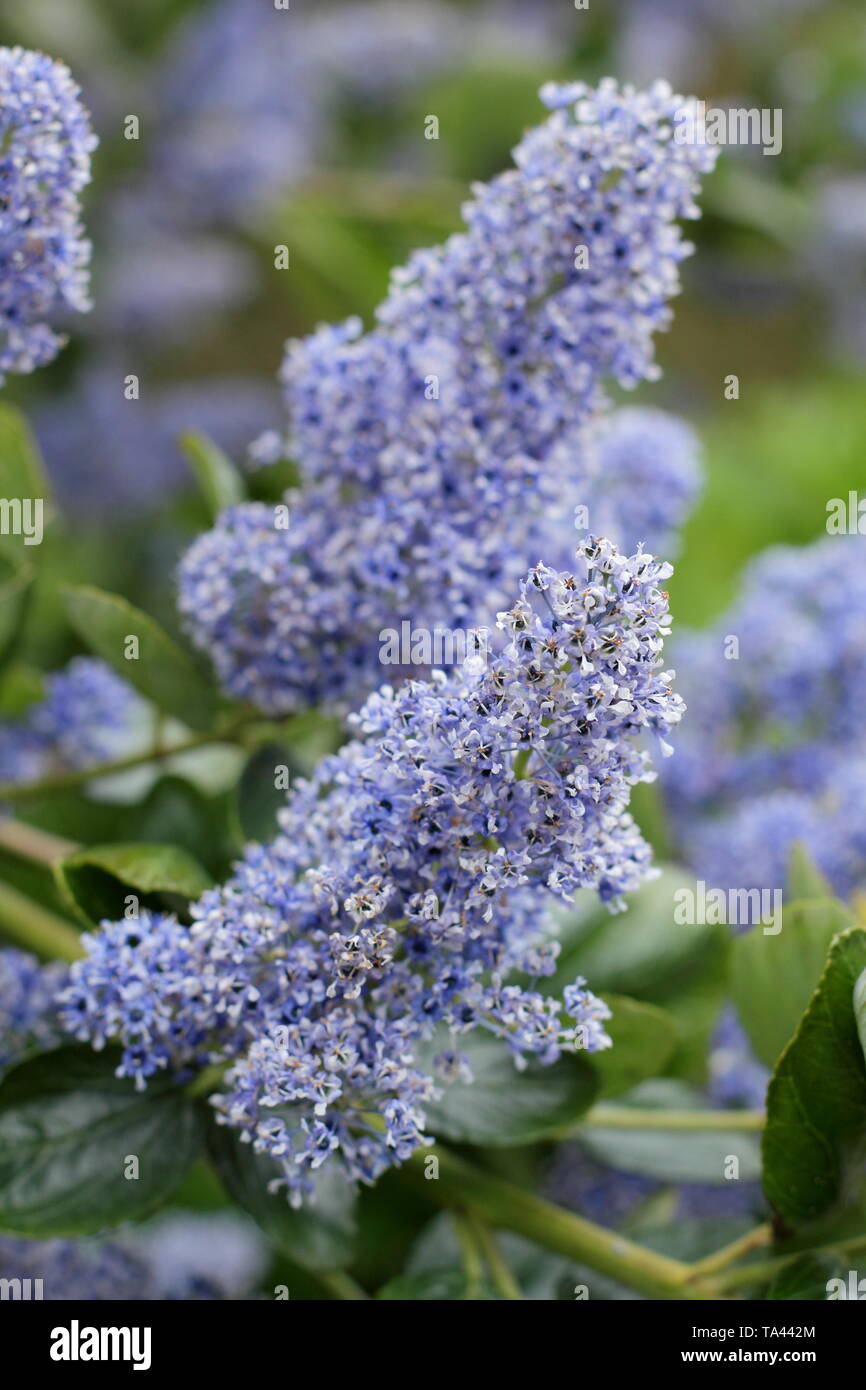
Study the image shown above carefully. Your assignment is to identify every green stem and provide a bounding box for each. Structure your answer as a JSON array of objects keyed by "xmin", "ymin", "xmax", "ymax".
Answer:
[
  {"xmin": 452, "ymin": 1211, "xmax": 485, "ymax": 1299},
  {"xmin": 713, "ymin": 1231, "xmax": 866, "ymax": 1294},
  {"xmin": 469, "ymin": 1215, "xmax": 523, "ymax": 1300},
  {"xmin": 401, "ymin": 1147, "xmax": 712, "ymax": 1300},
  {"xmin": 0, "ymin": 880, "xmax": 83, "ymax": 961},
  {"xmin": 0, "ymin": 722, "xmax": 252, "ymax": 804},
  {"xmin": 0, "ymin": 818, "xmax": 79, "ymax": 865},
  {"xmin": 581, "ymin": 1104, "xmax": 765, "ymax": 1132},
  {"xmin": 687, "ymin": 1223, "xmax": 773, "ymax": 1280},
  {"xmin": 512, "ymin": 749, "xmax": 532, "ymax": 781}
]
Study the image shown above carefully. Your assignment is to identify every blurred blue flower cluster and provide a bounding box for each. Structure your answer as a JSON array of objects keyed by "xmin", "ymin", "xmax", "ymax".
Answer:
[
  {"xmin": 0, "ymin": 1211, "xmax": 268, "ymax": 1300},
  {"xmin": 0, "ymin": 47, "xmax": 96, "ymax": 383},
  {"xmin": 0, "ymin": 948, "xmax": 66, "ymax": 1073},
  {"xmin": 0, "ymin": 659, "xmax": 139, "ymax": 789},
  {"xmin": 665, "ymin": 534, "xmax": 866, "ymax": 902}
]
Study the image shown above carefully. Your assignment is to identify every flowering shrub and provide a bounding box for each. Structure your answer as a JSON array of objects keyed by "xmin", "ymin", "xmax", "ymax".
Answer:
[{"xmin": 0, "ymin": 30, "xmax": 864, "ymax": 1311}]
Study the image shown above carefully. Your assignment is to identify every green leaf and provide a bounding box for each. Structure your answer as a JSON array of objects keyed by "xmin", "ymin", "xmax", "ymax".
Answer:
[
  {"xmin": 407, "ymin": 62, "xmax": 550, "ymax": 183},
  {"xmin": 656, "ymin": 949, "xmax": 729, "ymax": 1086},
  {"xmin": 0, "ymin": 551, "xmax": 33, "ymax": 666},
  {"xmin": 0, "ymin": 1047, "xmax": 201, "ymax": 1236},
  {"xmin": 377, "ymin": 1269, "xmax": 501, "ymax": 1300},
  {"xmin": 180, "ymin": 431, "xmax": 245, "ymax": 520},
  {"xmin": 126, "ymin": 775, "xmax": 236, "ymax": 879},
  {"xmin": 628, "ymin": 779, "xmax": 672, "ymax": 861},
  {"xmin": 63, "ymin": 584, "xmax": 218, "ymax": 731},
  {"xmin": 548, "ymin": 869, "xmax": 730, "ymax": 1084},
  {"xmin": 418, "ymin": 1028, "xmax": 597, "ymax": 1146},
  {"xmin": 275, "ymin": 195, "xmax": 393, "ymax": 318},
  {"xmin": 786, "ymin": 843, "xmax": 833, "ymax": 902},
  {"xmin": 0, "ymin": 660, "xmax": 45, "ymax": 716},
  {"xmin": 207, "ymin": 1120, "xmax": 357, "ymax": 1272},
  {"xmin": 590, "ymin": 996, "xmax": 678, "ymax": 1099},
  {"xmin": 732, "ymin": 899, "xmax": 854, "ymax": 1069},
  {"xmin": 767, "ymin": 1254, "xmax": 841, "ymax": 1301},
  {"xmin": 53, "ymin": 841, "xmax": 213, "ymax": 925},
  {"xmin": 763, "ymin": 928, "xmax": 866, "ymax": 1227},
  {"xmin": 18, "ymin": 775, "xmax": 236, "ymax": 882},
  {"xmin": 234, "ymin": 741, "xmax": 295, "ymax": 844},
  {"xmin": 578, "ymin": 1079, "xmax": 762, "ymax": 1184},
  {"xmin": 169, "ymin": 1158, "xmax": 234, "ymax": 1213},
  {"xmin": 0, "ymin": 404, "xmax": 49, "ymax": 503},
  {"xmin": 549, "ymin": 868, "xmax": 722, "ymax": 1000}
]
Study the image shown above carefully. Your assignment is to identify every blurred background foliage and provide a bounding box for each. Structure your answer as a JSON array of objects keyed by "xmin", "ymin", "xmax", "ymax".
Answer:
[{"xmin": 0, "ymin": 0, "xmax": 863, "ymax": 640}]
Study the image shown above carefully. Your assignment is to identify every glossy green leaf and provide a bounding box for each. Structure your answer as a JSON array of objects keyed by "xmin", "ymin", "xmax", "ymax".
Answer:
[
  {"xmin": 53, "ymin": 841, "xmax": 213, "ymax": 925},
  {"xmin": 655, "ymin": 948, "xmax": 729, "ymax": 1086},
  {"xmin": 126, "ymin": 775, "xmax": 236, "ymax": 879},
  {"xmin": 548, "ymin": 869, "xmax": 730, "ymax": 1084},
  {"xmin": 0, "ymin": 551, "xmax": 33, "ymax": 667},
  {"xmin": 767, "ymin": 1254, "xmax": 841, "ymax": 1300},
  {"xmin": 855, "ymin": 968, "xmax": 866, "ymax": 1069},
  {"xmin": 549, "ymin": 868, "xmax": 721, "ymax": 1000},
  {"xmin": 234, "ymin": 741, "xmax": 296, "ymax": 844},
  {"xmin": 63, "ymin": 584, "xmax": 218, "ymax": 731},
  {"xmin": 0, "ymin": 1047, "xmax": 201, "ymax": 1236},
  {"xmin": 762, "ymin": 928, "xmax": 866, "ymax": 1226},
  {"xmin": 0, "ymin": 661, "xmax": 45, "ymax": 717}
]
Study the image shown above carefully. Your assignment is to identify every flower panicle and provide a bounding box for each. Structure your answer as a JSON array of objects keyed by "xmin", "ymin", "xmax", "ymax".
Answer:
[{"xmin": 63, "ymin": 538, "xmax": 682, "ymax": 1203}]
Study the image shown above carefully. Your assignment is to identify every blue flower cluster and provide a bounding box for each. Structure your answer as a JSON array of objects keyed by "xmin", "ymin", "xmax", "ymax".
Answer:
[
  {"xmin": 64, "ymin": 539, "xmax": 683, "ymax": 1202},
  {"xmin": 178, "ymin": 79, "xmax": 712, "ymax": 716},
  {"xmin": 0, "ymin": 46, "xmax": 96, "ymax": 382},
  {"xmin": 664, "ymin": 534, "xmax": 866, "ymax": 900},
  {"xmin": 0, "ymin": 948, "xmax": 66, "ymax": 1073},
  {"xmin": 0, "ymin": 659, "xmax": 138, "ymax": 789}
]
